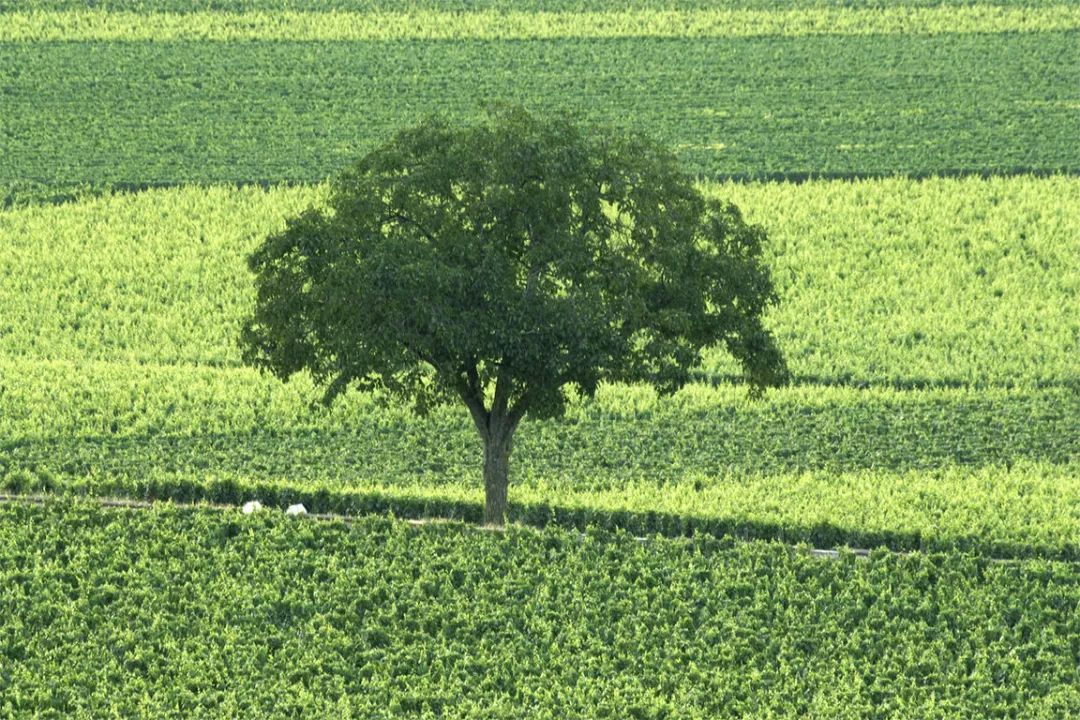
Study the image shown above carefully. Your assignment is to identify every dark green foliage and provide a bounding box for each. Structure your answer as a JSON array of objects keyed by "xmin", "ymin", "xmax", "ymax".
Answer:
[
  {"xmin": 1, "ymin": 501, "xmax": 1078, "ymax": 718},
  {"xmin": 242, "ymin": 106, "xmax": 787, "ymax": 417},
  {"xmin": 2, "ymin": 32, "xmax": 1074, "ymax": 201}
]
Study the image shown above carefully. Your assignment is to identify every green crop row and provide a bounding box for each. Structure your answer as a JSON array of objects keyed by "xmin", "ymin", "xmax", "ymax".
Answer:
[
  {"xmin": 3, "ymin": 177, "xmax": 1075, "ymax": 387},
  {"xmin": 1, "ymin": 500, "xmax": 1077, "ymax": 718},
  {"xmin": 1, "ymin": 357, "xmax": 1076, "ymax": 558},
  {"xmin": 2, "ymin": 358, "xmax": 1076, "ymax": 476},
  {"xmin": 6, "ymin": 6, "xmax": 1078, "ymax": 41},
  {"xmin": 1, "ymin": 0, "xmax": 1064, "ymax": 12},
  {"xmin": 2, "ymin": 33, "xmax": 1075, "ymax": 187}
]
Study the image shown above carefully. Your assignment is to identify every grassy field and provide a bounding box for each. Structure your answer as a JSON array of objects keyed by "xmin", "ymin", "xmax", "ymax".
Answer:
[
  {"xmin": 2, "ymin": 8, "xmax": 1077, "ymax": 199},
  {"xmin": 0, "ymin": 176, "xmax": 1076, "ymax": 559},
  {"xmin": 2, "ymin": 501, "xmax": 1078, "ymax": 718},
  {"xmin": 2, "ymin": 0, "xmax": 1078, "ymax": 715},
  {"xmin": 2, "ymin": 177, "xmax": 1076, "ymax": 383}
]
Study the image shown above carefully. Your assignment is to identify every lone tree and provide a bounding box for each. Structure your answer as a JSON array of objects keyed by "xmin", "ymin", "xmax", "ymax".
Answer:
[{"xmin": 240, "ymin": 106, "xmax": 788, "ymax": 525}]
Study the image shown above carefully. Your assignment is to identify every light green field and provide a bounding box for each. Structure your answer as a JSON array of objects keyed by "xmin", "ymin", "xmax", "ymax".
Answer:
[
  {"xmin": 2, "ymin": 1, "xmax": 1078, "ymax": 714},
  {"xmin": 3, "ymin": 176, "xmax": 1076, "ymax": 385},
  {"xmin": 1, "ymin": 176, "xmax": 1076, "ymax": 558},
  {"xmin": 5, "ymin": 6, "xmax": 1079, "ymax": 41}
]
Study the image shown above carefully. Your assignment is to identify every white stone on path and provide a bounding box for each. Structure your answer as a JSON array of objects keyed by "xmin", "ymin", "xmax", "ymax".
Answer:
[
  {"xmin": 241, "ymin": 500, "xmax": 263, "ymax": 514},
  {"xmin": 285, "ymin": 503, "xmax": 307, "ymax": 517}
]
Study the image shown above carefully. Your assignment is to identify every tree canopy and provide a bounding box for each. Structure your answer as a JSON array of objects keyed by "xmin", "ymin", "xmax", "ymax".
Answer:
[{"xmin": 240, "ymin": 105, "xmax": 789, "ymax": 524}]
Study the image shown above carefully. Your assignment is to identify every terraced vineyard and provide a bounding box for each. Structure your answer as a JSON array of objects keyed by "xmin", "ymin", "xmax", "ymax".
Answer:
[
  {"xmin": 1, "ymin": 0, "xmax": 1078, "ymax": 715},
  {"xmin": 3, "ymin": 502, "xmax": 1079, "ymax": 718},
  {"xmin": 1, "ymin": 177, "xmax": 1076, "ymax": 558},
  {"xmin": 2, "ymin": 4, "xmax": 1078, "ymax": 202}
]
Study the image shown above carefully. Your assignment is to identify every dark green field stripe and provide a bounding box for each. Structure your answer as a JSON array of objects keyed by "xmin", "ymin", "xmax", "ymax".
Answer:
[
  {"xmin": 1, "ymin": 33, "xmax": 1075, "ymax": 185},
  {"xmin": 3, "ymin": 383, "xmax": 1076, "ymax": 561},
  {"xmin": 5, "ymin": 386, "xmax": 1071, "ymax": 485},
  {"xmin": 3, "ymin": 501, "xmax": 1077, "ymax": 716}
]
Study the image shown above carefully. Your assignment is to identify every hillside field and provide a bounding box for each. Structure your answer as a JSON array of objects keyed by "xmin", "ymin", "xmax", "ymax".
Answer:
[{"xmin": 1, "ymin": 0, "xmax": 1078, "ymax": 716}]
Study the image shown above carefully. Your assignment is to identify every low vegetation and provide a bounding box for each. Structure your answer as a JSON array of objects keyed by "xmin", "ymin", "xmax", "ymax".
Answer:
[
  {"xmin": 2, "ymin": 501, "xmax": 1077, "ymax": 718},
  {"xmin": 3, "ymin": 29, "xmax": 1075, "ymax": 195},
  {"xmin": 2, "ymin": 1, "xmax": 1076, "ymax": 714}
]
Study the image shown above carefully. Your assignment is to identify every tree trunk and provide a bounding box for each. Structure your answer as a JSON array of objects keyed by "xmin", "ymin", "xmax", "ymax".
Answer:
[{"xmin": 482, "ymin": 428, "xmax": 513, "ymax": 526}]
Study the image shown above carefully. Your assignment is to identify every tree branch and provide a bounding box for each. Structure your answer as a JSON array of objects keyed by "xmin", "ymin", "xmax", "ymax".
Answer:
[
  {"xmin": 507, "ymin": 390, "xmax": 531, "ymax": 431},
  {"xmin": 407, "ymin": 342, "xmax": 457, "ymax": 382},
  {"xmin": 466, "ymin": 362, "xmax": 482, "ymax": 398},
  {"xmin": 523, "ymin": 262, "xmax": 542, "ymax": 303},
  {"xmin": 461, "ymin": 392, "xmax": 490, "ymax": 440},
  {"xmin": 321, "ymin": 370, "xmax": 356, "ymax": 407},
  {"xmin": 456, "ymin": 360, "xmax": 490, "ymax": 439},
  {"xmin": 386, "ymin": 211, "xmax": 439, "ymax": 247},
  {"xmin": 491, "ymin": 367, "xmax": 511, "ymax": 421}
]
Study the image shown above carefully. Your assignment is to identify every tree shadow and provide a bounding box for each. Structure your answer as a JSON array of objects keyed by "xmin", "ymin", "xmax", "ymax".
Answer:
[
  {"xmin": 0, "ymin": 388, "xmax": 1075, "ymax": 559},
  {"xmin": 1, "ymin": 470, "xmax": 1071, "ymax": 562}
]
